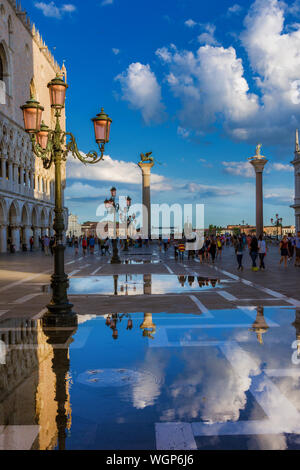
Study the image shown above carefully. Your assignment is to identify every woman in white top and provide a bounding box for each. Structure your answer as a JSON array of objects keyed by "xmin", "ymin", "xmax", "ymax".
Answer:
[{"xmin": 258, "ymin": 235, "xmax": 266, "ymax": 270}]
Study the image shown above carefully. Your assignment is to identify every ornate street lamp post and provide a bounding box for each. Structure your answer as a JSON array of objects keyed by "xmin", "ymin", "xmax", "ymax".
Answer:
[
  {"xmin": 271, "ymin": 214, "xmax": 283, "ymax": 240},
  {"xmin": 104, "ymin": 186, "xmax": 121, "ymax": 264},
  {"xmin": 123, "ymin": 196, "xmax": 132, "ymax": 252},
  {"xmin": 21, "ymin": 74, "xmax": 112, "ymax": 320}
]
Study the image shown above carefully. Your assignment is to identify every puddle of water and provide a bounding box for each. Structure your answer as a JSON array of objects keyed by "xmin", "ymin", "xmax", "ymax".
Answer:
[
  {"xmin": 1, "ymin": 307, "xmax": 300, "ymax": 450},
  {"xmin": 68, "ymin": 274, "xmax": 222, "ymax": 295}
]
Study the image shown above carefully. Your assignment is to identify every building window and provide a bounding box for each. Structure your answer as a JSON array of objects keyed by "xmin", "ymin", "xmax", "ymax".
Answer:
[
  {"xmin": 18, "ymin": 167, "xmax": 21, "ymax": 184},
  {"xmin": 5, "ymin": 161, "xmax": 8, "ymax": 180},
  {"xmin": 0, "ymin": 159, "xmax": 2, "ymax": 178},
  {"xmin": 23, "ymin": 169, "xmax": 26, "ymax": 186}
]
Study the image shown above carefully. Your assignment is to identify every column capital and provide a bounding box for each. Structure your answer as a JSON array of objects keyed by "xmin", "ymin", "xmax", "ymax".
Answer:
[
  {"xmin": 249, "ymin": 157, "xmax": 268, "ymax": 173},
  {"xmin": 138, "ymin": 161, "xmax": 154, "ymax": 174}
]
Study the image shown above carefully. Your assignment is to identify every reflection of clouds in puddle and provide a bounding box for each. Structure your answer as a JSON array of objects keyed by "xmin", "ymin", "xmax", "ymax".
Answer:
[
  {"xmin": 161, "ymin": 347, "xmax": 261, "ymax": 424},
  {"xmin": 130, "ymin": 349, "xmax": 168, "ymax": 410}
]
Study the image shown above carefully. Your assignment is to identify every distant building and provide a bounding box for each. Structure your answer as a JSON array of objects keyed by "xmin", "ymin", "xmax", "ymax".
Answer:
[
  {"xmin": 223, "ymin": 224, "xmax": 295, "ymax": 237},
  {"xmin": 67, "ymin": 213, "xmax": 81, "ymax": 237}
]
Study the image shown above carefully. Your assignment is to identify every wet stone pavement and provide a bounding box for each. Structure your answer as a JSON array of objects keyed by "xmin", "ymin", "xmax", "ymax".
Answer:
[{"xmin": 0, "ymin": 242, "xmax": 300, "ymax": 450}]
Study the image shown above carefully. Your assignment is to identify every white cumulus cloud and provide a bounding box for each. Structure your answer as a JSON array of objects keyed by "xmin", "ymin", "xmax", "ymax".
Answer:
[
  {"xmin": 34, "ymin": 1, "xmax": 76, "ymax": 18},
  {"xmin": 115, "ymin": 63, "xmax": 165, "ymax": 125}
]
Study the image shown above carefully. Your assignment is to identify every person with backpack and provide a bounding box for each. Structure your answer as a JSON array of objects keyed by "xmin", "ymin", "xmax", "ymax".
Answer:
[{"xmin": 178, "ymin": 240, "xmax": 185, "ymax": 261}]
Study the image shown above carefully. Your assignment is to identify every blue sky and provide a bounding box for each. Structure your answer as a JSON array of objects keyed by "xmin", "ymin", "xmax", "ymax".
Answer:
[{"xmin": 23, "ymin": 0, "xmax": 300, "ymax": 226}]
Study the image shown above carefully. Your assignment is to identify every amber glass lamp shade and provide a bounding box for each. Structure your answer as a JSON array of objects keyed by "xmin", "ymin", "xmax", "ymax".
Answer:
[
  {"xmin": 20, "ymin": 98, "xmax": 44, "ymax": 133},
  {"xmin": 47, "ymin": 75, "xmax": 68, "ymax": 109},
  {"xmin": 92, "ymin": 108, "xmax": 112, "ymax": 144},
  {"xmin": 37, "ymin": 121, "xmax": 50, "ymax": 149}
]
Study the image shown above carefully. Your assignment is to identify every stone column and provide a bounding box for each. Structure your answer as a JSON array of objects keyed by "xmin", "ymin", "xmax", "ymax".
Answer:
[
  {"xmin": 138, "ymin": 162, "xmax": 154, "ymax": 239},
  {"xmin": 11, "ymin": 226, "xmax": 20, "ymax": 251},
  {"xmin": 1, "ymin": 159, "xmax": 5, "ymax": 179},
  {"xmin": 249, "ymin": 156, "xmax": 268, "ymax": 238},
  {"xmin": 23, "ymin": 225, "xmax": 31, "ymax": 250},
  {"xmin": 34, "ymin": 227, "xmax": 41, "ymax": 249},
  {"xmin": 0, "ymin": 225, "xmax": 7, "ymax": 253}
]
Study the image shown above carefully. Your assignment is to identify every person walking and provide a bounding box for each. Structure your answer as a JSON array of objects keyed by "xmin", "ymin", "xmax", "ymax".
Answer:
[
  {"xmin": 288, "ymin": 233, "xmax": 294, "ymax": 262},
  {"xmin": 209, "ymin": 237, "xmax": 216, "ymax": 264},
  {"xmin": 29, "ymin": 236, "xmax": 34, "ymax": 252},
  {"xmin": 89, "ymin": 236, "xmax": 95, "ymax": 254},
  {"xmin": 82, "ymin": 237, "xmax": 87, "ymax": 256},
  {"xmin": 295, "ymin": 231, "xmax": 300, "ymax": 267},
  {"xmin": 279, "ymin": 235, "xmax": 289, "ymax": 267},
  {"xmin": 250, "ymin": 235, "xmax": 259, "ymax": 271},
  {"xmin": 178, "ymin": 240, "xmax": 185, "ymax": 261},
  {"xmin": 49, "ymin": 236, "xmax": 55, "ymax": 256},
  {"xmin": 258, "ymin": 235, "xmax": 267, "ymax": 270},
  {"xmin": 216, "ymin": 236, "xmax": 222, "ymax": 260},
  {"xmin": 74, "ymin": 237, "xmax": 79, "ymax": 256},
  {"xmin": 44, "ymin": 235, "xmax": 50, "ymax": 256},
  {"xmin": 235, "ymin": 235, "xmax": 244, "ymax": 271}
]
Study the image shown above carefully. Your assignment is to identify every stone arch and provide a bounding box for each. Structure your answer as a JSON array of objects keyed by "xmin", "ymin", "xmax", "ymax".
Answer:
[
  {"xmin": 31, "ymin": 205, "xmax": 39, "ymax": 227},
  {"xmin": 7, "ymin": 200, "xmax": 21, "ymax": 251},
  {"xmin": 21, "ymin": 203, "xmax": 30, "ymax": 226},
  {"xmin": 8, "ymin": 199, "xmax": 20, "ymax": 225}
]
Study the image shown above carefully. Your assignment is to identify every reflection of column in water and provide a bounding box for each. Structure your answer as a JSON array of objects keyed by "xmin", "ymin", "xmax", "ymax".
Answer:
[
  {"xmin": 42, "ymin": 315, "xmax": 78, "ymax": 450},
  {"xmin": 140, "ymin": 313, "xmax": 156, "ymax": 339},
  {"xmin": 292, "ymin": 309, "xmax": 300, "ymax": 356},
  {"xmin": 143, "ymin": 274, "xmax": 152, "ymax": 295},
  {"xmin": 249, "ymin": 306, "xmax": 269, "ymax": 344}
]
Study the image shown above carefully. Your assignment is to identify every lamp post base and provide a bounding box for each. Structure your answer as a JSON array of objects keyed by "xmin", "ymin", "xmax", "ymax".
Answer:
[{"xmin": 111, "ymin": 256, "xmax": 121, "ymax": 264}]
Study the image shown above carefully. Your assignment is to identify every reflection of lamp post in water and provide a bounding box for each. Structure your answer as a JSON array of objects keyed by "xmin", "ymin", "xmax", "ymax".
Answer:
[
  {"xmin": 140, "ymin": 313, "xmax": 156, "ymax": 339},
  {"xmin": 42, "ymin": 314, "xmax": 77, "ymax": 449},
  {"xmin": 113, "ymin": 274, "xmax": 118, "ymax": 296},
  {"xmin": 105, "ymin": 313, "xmax": 133, "ymax": 340},
  {"xmin": 249, "ymin": 306, "xmax": 269, "ymax": 344}
]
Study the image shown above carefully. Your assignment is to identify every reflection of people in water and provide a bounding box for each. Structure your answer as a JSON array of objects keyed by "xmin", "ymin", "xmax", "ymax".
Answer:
[
  {"xmin": 178, "ymin": 275, "xmax": 187, "ymax": 287},
  {"xmin": 210, "ymin": 279, "xmax": 217, "ymax": 287},
  {"xmin": 188, "ymin": 276, "xmax": 194, "ymax": 286},
  {"xmin": 197, "ymin": 277, "xmax": 205, "ymax": 288}
]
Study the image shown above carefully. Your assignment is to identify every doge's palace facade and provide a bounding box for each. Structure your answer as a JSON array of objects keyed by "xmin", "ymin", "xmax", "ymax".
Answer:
[{"xmin": 0, "ymin": 0, "xmax": 66, "ymax": 252}]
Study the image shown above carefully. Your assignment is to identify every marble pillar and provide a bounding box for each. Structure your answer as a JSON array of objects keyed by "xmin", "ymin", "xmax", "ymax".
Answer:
[
  {"xmin": 34, "ymin": 227, "xmax": 41, "ymax": 249},
  {"xmin": 138, "ymin": 161, "xmax": 154, "ymax": 238},
  {"xmin": 0, "ymin": 226, "xmax": 7, "ymax": 253},
  {"xmin": 249, "ymin": 154, "xmax": 268, "ymax": 238},
  {"xmin": 11, "ymin": 226, "xmax": 20, "ymax": 251}
]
